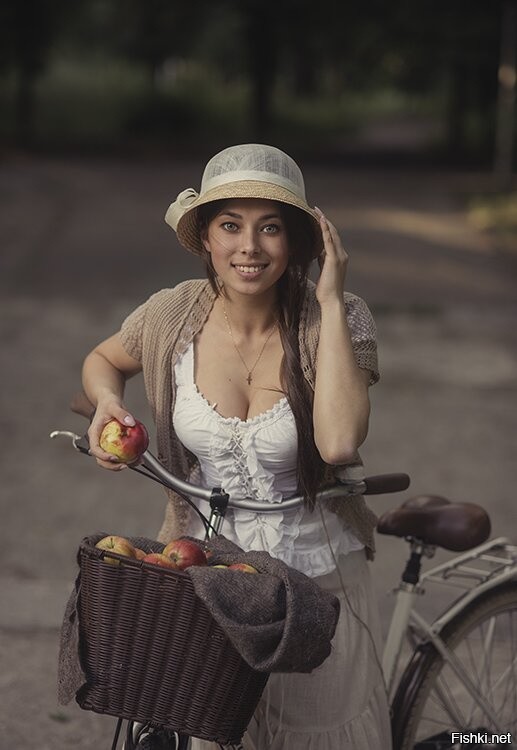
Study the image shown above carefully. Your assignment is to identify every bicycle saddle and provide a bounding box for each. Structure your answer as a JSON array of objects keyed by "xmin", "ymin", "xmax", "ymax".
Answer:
[{"xmin": 376, "ymin": 495, "xmax": 491, "ymax": 551}]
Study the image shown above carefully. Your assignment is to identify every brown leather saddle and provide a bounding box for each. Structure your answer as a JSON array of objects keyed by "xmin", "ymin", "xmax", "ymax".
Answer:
[{"xmin": 377, "ymin": 495, "xmax": 491, "ymax": 552}]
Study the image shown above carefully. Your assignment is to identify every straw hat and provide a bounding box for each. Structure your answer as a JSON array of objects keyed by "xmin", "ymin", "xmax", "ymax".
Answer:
[{"xmin": 165, "ymin": 144, "xmax": 322, "ymax": 258}]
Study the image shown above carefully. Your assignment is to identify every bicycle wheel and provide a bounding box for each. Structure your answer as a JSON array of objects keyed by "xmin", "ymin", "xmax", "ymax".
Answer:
[{"xmin": 392, "ymin": 584, "xmax": 517, "ymax": 750}]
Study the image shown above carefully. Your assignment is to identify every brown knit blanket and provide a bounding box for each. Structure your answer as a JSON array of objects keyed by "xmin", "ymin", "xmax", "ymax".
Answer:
[{"xmin": 58, "ymin": 533, "xmax": 340, "ymax": 705}]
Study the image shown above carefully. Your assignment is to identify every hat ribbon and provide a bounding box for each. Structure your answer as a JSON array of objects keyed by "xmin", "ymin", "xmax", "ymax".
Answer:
[{"xmin": 164, "ymin": 187, "xmax": 199, "ymax": 230}]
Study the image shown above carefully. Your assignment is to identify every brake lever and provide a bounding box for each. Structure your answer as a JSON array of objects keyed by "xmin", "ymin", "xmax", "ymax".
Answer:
[{"xmin": 50, "ymin": 429, "xmax": 91, "ymax": 455}]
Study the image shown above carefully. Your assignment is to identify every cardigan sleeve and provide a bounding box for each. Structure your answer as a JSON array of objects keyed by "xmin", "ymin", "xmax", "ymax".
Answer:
[
  {"xmin": 344, "ymin": 293, "xmax": 379, "ymax": 385},
  {"xmin": 119, "ymin": 289, "xmax": 173, "ymax": 362},
  {"xmin": 299, "ymin": 282, "xmax": 379, "ymax": 389}
]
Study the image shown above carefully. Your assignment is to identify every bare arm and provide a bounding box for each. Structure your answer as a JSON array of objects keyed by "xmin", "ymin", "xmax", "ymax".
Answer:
[
  {"xmin": 312, "ymin": 209, "xmax": 371, "ymax": 465},
  {"xmin": 82, "ymin": 333, "xmax": 143, "ymax": 470}
]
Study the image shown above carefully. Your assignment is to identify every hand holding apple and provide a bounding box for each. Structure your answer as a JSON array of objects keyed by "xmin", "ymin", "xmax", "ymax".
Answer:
[
  {"xmin": 99, "ymin": 418, "xmax": 149, "ymax": 464},
  {"xmin": 87, "ymin": 398, "xmax": 144, "ymax": 471}
]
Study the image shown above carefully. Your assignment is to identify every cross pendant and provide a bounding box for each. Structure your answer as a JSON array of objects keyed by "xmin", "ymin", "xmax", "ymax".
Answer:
[{"xmin": 246, "ymin": 373, "xmax": 252, "ymax": 385}]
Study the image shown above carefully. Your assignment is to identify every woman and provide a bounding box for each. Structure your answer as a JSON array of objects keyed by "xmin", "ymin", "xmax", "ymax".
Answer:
[{"xmin": 82, "ymin": 143, "xmax": 391, "ymax": 749}]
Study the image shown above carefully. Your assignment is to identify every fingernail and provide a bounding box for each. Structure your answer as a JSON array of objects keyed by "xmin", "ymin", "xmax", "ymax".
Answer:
[{"xmin": 123, "ymin": 415, "xmax": 134, "ymax": 425}]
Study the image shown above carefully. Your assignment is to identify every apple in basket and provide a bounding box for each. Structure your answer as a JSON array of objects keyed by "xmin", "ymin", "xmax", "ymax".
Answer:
[
  {"xmin": 95, "ymin": 535, "xmax": 136, "ymax": 565},
  {"xmin": 142, "ymin": 552, "xmax": 178, "ymax": 569},
  {"xmin": 162, "ymin": 538, "xmax": 208, "ymax": 570},
  {"xmin": 99, "ymin": 418, "xmax": 149, "ymax": 463},
  {"xmin": 228, "ymin": 563, "xmax": 259, "ymax": 574}
]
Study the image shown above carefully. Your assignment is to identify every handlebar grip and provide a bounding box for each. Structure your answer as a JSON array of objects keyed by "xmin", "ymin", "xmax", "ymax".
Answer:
[
  {"xmin": 70, "ymin": 391, "xmax": 96, "ymax": 421},
  {"xmin": 363, "ymin": 473, "xmax": 410, "ymax": 495}
]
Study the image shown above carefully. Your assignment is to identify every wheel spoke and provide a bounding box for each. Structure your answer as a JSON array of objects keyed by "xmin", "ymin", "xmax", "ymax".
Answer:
[{"xmin": 425, "ymin": 672, "xmax": 467, "ymax": 726}]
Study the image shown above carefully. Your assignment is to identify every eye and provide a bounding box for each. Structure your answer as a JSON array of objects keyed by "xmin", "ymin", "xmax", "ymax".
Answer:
[
  {"xmin": 262, "ymin": 223, "xmax": 280, "ymax": 234},
  {"xmin": 221, "ymin": 221, "xmax": 238, "ymax": 231}
]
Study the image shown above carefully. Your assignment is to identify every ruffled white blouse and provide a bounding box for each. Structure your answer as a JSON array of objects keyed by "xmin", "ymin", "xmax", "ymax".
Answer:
[{"xmin": 172, "ymin": 343, "xmax": 363, "ymax": 577}]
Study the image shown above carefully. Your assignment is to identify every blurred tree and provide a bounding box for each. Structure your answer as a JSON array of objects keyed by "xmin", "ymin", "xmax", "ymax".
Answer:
[
  {"xmin": 383, "ymin": 0, "xmax": 501, "ymax": 160},
  {"xmin": 313, "ymin": 0, "xmax": 391, "ymax": 93},
  {"xmin": 1, "ymin": 0, "xmax": 72, "ymax": 146},
  {"xmin": 112, "ymin": 0, "xmax": 213, "ymax": 92},
  {"xmin": 494, "ymin": 0, "xmax": 517, "ymax": 187},
  {"xmin": 242, "ymin": 0, "xmax": 280, "ymax": 137},
  {"xmin": 0, "ymin": 0, "xmax": 508, "ymax": 161}
]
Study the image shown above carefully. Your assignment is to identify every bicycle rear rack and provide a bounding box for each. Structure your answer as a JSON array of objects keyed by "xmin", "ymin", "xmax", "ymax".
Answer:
[{"xmin": 421, "ymin": 537, "xmax": 517, "ymax": 592}]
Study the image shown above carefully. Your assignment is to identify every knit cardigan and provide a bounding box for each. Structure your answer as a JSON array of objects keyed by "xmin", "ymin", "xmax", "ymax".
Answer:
[{"xmin": 119, "ymin": 278, "xmax": 380, "ymax": 558}]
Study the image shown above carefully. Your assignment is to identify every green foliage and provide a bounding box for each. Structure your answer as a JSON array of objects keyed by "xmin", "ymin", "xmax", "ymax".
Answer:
[{"xmin": 468, "ymin": 192, "xmax": 517, "ymax": 248}]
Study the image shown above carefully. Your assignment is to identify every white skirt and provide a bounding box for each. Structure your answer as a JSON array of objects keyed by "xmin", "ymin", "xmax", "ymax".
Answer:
[{"xmin": 191, "ymin": 549, "xmax": 392, "ymax": 750}]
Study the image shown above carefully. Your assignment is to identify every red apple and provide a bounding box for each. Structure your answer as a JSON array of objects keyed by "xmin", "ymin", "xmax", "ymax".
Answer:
[
  {"xmin": 142, "ymin": 552, "xmax": 178, "ymax": 569},
  {"xmin": 134, "ymin": 547, "xmax": 147, "ymax": 560},
  {"xmin": 99, "ymin": 418, "xmax": 149, "ymax": 464},
  {"xmin": 162, "ymin": 538, "xmax": 207, "ymax": 570},
  {"xmin": 95, "ymin": 535, "xmax": 136, "ymax": 565},
  {"xmin": 228, "ymin": 563, "xmax": 259, "ymax": 574}
]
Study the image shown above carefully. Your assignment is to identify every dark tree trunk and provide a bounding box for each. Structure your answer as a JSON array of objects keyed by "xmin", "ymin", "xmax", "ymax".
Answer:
[
  {"xmin": 446, "ymin": 61, "xmax": 469, "ymax": 160},
  {"xmin": 245, "ymin": 2, "xmax": 278, "ymax": 139},
  {"xmin": 292, "ymin": 39, "xmax": 318, "ymax": 97},
  {"xmin": 494, "ymin": 0, "xmax": 517, "ymax": 189},
  {"xmin": 15, "ymin": 67, "xmax": 36, "ymax": 147}
]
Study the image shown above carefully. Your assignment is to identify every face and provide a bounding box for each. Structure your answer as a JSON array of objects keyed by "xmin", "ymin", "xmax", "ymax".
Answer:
[{"xmin": 201, "ymin": 199, "xmax": 289, "ymax": 296}]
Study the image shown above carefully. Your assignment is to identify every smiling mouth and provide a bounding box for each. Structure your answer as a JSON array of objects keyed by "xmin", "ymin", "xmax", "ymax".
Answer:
[{"xmin": 232, "ymin": 263, "xmax": 269, "ymax": 274}]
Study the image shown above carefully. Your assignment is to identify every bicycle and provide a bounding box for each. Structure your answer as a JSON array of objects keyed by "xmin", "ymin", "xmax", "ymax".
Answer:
[{"xmin": 51, "ymin": 410, "xmax": 517, "ymax": 750}]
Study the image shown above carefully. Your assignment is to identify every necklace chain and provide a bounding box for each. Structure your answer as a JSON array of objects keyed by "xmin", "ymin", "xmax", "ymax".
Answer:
[{"xmin": 222, "ymin": 301, "xmax": 277, "ymax": 385}]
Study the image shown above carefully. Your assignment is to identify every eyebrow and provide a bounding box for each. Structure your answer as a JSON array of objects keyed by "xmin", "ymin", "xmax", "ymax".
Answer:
[{"xmin": 219, "ymin": 210, "xmax": 281, "ymax": 221}]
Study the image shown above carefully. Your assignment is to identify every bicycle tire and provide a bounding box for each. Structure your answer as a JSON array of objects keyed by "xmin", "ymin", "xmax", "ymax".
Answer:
[{"xmin": 391, "ymin": 583, "xmax": 517, "ymax": 749}]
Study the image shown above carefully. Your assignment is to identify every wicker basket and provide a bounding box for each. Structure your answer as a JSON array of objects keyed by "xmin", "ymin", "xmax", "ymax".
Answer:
[{"xmin": 76, "ymin": 533, "xmax": 269, "ymax": 745}]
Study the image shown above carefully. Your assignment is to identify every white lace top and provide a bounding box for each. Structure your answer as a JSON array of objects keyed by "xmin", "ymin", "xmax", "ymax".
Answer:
[{"xmin": 172, "ymin": 342, "xmax": 364, "ymax": 577}]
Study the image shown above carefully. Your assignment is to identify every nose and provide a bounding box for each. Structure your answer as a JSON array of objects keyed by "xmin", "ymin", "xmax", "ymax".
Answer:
[{"xmin": 239, "ymin": 225, "xmax": 260, "ymax": 255}]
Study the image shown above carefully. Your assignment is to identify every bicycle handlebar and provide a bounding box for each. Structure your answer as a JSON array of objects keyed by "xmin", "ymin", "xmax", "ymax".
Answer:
[
  {"xmin": 51, "ymin": 423, "xmax": 410, "ymax": 512},
  {"xmin": 140, "ymin": 448, "xmax": 409, "ymax": 509},
  {"xmin": 56, "ymin": 390, "xmax": 411, "ymax": 509}
]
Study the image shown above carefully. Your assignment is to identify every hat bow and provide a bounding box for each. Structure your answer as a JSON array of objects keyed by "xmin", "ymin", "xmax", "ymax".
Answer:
[{"xmin": 164, "ymin": 188, "xmax": 199, "ymax": 230}]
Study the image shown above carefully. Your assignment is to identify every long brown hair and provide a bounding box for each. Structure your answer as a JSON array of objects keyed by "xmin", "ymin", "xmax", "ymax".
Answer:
[{"xmin": 197, "ymin": 199, "xmax": 325, "ymax": 510}]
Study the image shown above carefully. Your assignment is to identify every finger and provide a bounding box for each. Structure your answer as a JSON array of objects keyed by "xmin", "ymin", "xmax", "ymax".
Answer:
[
  {"xmin": 319, "ymin": 214, "xmax": 336, "ymax": 255},
  {"xmin": 89, "ymin": 443, "xmax": 123, "ymax": 463},
  {"xmin": 322, "ymin": 217, "xmax": 347, "ymax": 257},
  {"xmin": 318, "ymin": 210, "xmax": 342, "ymax": 254},
  {"xmin": 113, "ymin": 409, "xmax": 136, "ymax": 427},
  {"xmin": 96, "ymin": 457, "xmax": 128, "ymax": 471}
]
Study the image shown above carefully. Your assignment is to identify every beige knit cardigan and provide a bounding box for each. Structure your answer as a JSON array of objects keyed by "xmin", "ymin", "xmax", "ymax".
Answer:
[{"xmin": 119, "ymin": 278, "xmax": 380, "ymax": 558}]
